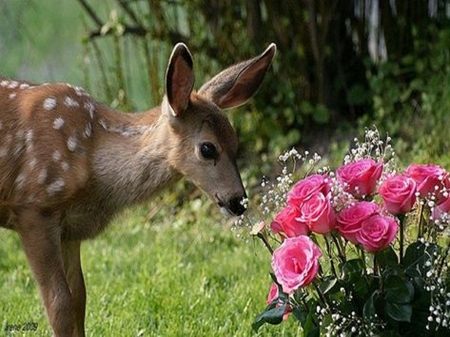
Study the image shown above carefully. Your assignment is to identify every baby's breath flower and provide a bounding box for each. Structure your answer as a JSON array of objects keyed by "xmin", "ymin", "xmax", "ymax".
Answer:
[{"xmin": 249, "ymin": 127, "xmax": 449, "ymax": 335}]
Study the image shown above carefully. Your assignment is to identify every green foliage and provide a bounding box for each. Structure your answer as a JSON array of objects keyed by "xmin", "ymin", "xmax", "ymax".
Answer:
[
  {"xmin": 0, "ymin": 1, "xmax": 85, "ymax": 81},
  {"xmin": 361, "ymin": 25, "xmax": 450, "ymax": 166},
  {"xmin": 71, "ymin": 0, "xmax": 450, "ymax": 176},
  {"xmin": 76, "ymin": 0, "xmax": 369, "ymax": 160},
  {"xmin": 0, "ymin": 200, "xmax": 303, "ymax": 336}
]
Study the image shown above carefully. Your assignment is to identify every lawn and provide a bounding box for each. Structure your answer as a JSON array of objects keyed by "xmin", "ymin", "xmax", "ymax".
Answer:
[{"xmin": 0, "ymin": 197, "xmax": 302, "ymax": 336}]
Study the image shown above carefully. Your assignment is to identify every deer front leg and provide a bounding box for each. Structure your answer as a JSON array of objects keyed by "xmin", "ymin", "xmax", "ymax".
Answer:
[
  {"xmin": 16, "ymin": 208, "xmax": 76, "ymax": 336},
  {"xmin": 62, "ymin": 240, "xmax": 86, "ymax": 337}
]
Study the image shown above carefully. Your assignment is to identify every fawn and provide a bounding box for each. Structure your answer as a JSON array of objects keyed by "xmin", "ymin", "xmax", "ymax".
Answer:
[{"xmin": 0, "ymin": 43, "xmax": 276, "ymax": 336}]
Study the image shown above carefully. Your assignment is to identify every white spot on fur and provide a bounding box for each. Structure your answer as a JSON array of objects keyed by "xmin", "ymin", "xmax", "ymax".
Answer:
[
  {"xmin": 99, "ymin": 119, "xmax": 108, "ymax": 130},
  {"xmin": 52, "ymin": 150, "xmax": 62, "ymax": 162},
  {"xmin": 25, "ymin": 130, "xmax": 34, "ymax": 151},
  {"xmin": 75, "ymin": 87, "xmax": 83, "ymax": 96},
  {"xmin": 7, "ymin": 81, "xmax": 18, "ymax": 89},
  {"xmin": 15, "ymin": 173, "xmax": 26, "ymax": 189},
  {"xmin": 83, "ymin": 122, "xmax": 92, "ymax": 138},
  {"xmin": 64, "ymin": 96, "xmax": 79, "ymax": 108},
  {"xmin": 29, "ymin": 158, "xmax": 37, "ymax": 170},
  {"xmin": 14, "ymin": 130, "xmax": 25, "ymax": 155},
  {"xmin": 0, "ymin": 80, "xmax": 8, "ymax": 87},
  {"xmin": 73, "ymin": 85, "xmax": 87, "ymax": 97},
  {"xmin": 46, "ymin": 178, "xmax": 65, "ymax": 196},
  {"xmin": 53, "ymin": 117, "xmax": 65, "ymax": 130},
  {"xmin": 19, "ymin": 83, "xmax": 30, "ymax": 89},
  {"xmin": 37, "ymin": 168, "xmax": 48, "ymax": 185},
  {"xmin": 43, "ymin": 97, "xmax": 57, "ymax": 110},
  {"xmin": 61, "ymin": 162, "xmax": 70, "ymax": 171},
  {"xmin": 67, "ymin": 135, "xmax": 77, "ymax": 151},
  {"xmin": 9, "ymin": 93, "xmax": 16, "ymax": 99},
  {"xmin": 84, "ymin": 101, "xmax": 95, "ymax": 119},
  {"xmin": 13, "ymin": 141, "xmax": 24, "ymax": 156}
]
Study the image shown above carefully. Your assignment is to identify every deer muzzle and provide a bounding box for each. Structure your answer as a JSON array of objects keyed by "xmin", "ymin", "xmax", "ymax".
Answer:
[{"xmin": 216, "ymin": 193, "xmax": 247, "ymax": 216}]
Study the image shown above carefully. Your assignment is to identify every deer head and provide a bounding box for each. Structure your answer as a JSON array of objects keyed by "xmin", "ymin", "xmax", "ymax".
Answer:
[{"xmin": 160, "ymin": 43, "xmax": 276, "ymax": 216}]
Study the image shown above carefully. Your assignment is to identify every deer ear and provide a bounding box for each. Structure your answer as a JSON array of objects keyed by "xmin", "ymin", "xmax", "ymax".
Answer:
[
  {"xmin": 198, "ymin": 43, "xmax": 276, "ymax": 110},
  {"xmin": 165, "ymin": 43, "xmax": 195, "ymax": 116}
]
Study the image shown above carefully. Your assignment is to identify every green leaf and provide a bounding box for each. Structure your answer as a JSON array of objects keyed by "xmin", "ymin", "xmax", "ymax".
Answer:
[
  {"xmin": 312, "ymin": 104, "xmax": 330, "ymax": 124},
  {"xmin": 340, "ymin": 259, "xmax": 364, "ymax": 282},
  {"xmin": 347, "ymin": 84, "xmax": 370, "ymax": 105},
  {"xmin": 291, "ymin": 299, "xmax": 319, "ymax": 336},
  {"xmin": 363, "ymin": 290, "xmax": 378, "ymax": 319},
  {"xmin": 384, "ymin": 275, "xmax": 414, "ymax": 304},
  {"xmin": 319, "ymin": 277, "xmax": 337, "ymax": 295},
  {"xmin": 354, "ymin": 275, "xmax": 375, "ymax": 300},
  {"xmin": 376, "ymin": 246, "xmax": 398, "ymax": 268},
  {"xmin": 303, "ymin": 312, "xmax": 320, "ymax": 337},
  {"xmin": 300, "ymin": 101, "xmax": 314, "ymax": 115},
  {"xmin": 382, "ymin": 274, "xmax": 414, "ymax": 323},
  {"xmin": 252, "ymin": 303, "xmax": 288, "ymax": 332},
  {"xmin": 292, "ymin": 304, "xmax": 308, "ymax": 324},
  {"xmin": 404, "ymin": 241, "xmax": 439, "ymax": 278},
  {"xmin": 385, "ymin": 301, "xmax": 412, "ymax": 322}
]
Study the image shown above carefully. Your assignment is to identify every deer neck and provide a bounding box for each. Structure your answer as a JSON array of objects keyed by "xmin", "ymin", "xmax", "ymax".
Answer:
[{"xmin": 92, "ymin": 105, "xmax": 181, "ymax": 207}]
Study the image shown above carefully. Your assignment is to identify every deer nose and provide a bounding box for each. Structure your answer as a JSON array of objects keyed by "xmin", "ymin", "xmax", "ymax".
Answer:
[{"xmin": 227, "ymin": 196, "xmax": 247, "ymax": 216}]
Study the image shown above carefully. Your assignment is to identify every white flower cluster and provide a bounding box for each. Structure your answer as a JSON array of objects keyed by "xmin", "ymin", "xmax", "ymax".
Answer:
[
  {"xmin": 233, "ymin": 148, "xmax": 322, "ymax": 235},
  {"xmin": 317, "ymin": 304, "xmax": 385, "ymax": 337},
  {"xmin": 428, "ymin": 181, "xmax": 450, "ymax": 233},
  {"xmin": 328, "ymin": 171, "xmax": 355, "ymax": 212},
  {"xmin": 344, "ymin": 126, "xmax": 396, "ymax": 175},
  {"xmin": 262, "ymin": 148, "xmax": 323, "ymax": 214},
  {"xmin": 420, "ymin": 237, "xmax": 450, "ymax": 331}
]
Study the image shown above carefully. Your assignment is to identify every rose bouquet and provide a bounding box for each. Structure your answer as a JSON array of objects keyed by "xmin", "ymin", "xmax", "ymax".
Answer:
[{"xmin": 240, "ymin": 129, "xmax": 450, "ymax": 336}]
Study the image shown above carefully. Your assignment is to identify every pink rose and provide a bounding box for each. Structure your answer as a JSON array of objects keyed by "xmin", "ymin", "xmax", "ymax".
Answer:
[
  {"xmin": 337, "ymin": 159, "xmax": 383, "ymax": 198},
  {"xmin": 356, "ymin": 214, "xmax": 398, "ymax": 253},
  {"xmin": 405, "ymin": 164, "xmax": 447, "ymax": 198},
  {"xmin": 379, "ymin": 174, "xmax": 417, "ymax": 215},
  {"xmin": 432, "ymin": 196, "xmax": 450, "ymax": 223},
  {"xmin": 297, "ymin": 192, "xmax": 336, "ymax": 234},
  {"xmin": 287, "ymin": 174, "xmax": 330, "ymax": 206},
  {"xmin": 271, "ymin": 204, "xmax": 310, "ymax": 238},
  {"xmin": 271, "ymin": 236, "xmax": 322, "ymax": 294},
  {"xmin": 266, "ymin": 283, "xmax": 291, "ymax": 320},
  {"xmin": 337, "ymin": 201, "xmax": 380, "ymax": 243}
]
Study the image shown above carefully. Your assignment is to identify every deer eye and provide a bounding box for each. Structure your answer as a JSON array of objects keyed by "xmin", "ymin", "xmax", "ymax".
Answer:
[{"xmin": 200, "ymin": 142, "xmax": 218, "ymax": 160}]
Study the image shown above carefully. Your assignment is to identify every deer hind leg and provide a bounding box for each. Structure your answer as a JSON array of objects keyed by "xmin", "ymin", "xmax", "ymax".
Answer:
[
  {"xmin": 16, "ymin": 208, "xmax": 76, "ymax": 336},
  {"xmin": 62, "ymin": 240, "xmax": 86, "ymax": 337}
]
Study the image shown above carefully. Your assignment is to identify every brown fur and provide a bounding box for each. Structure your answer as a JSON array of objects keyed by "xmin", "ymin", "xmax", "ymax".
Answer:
[{"xmin": 0, "ymin": 43, "xmax": 276, "ymax": 336}]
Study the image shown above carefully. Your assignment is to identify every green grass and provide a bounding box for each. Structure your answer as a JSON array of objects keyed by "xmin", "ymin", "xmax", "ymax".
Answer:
[{"xmin": 0, "ymin": 197, "xmax": 302, "ymax": 336}]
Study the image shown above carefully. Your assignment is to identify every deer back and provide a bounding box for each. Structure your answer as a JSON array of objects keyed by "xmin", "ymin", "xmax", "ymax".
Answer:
[{"xmin": 0, "ymin": 43, "xmax": 276, "ymax": 239}]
